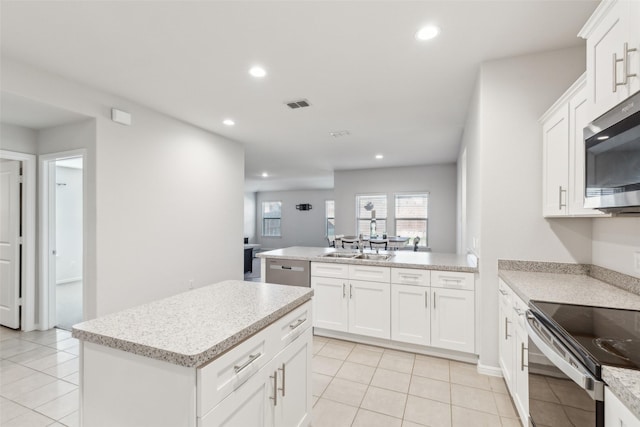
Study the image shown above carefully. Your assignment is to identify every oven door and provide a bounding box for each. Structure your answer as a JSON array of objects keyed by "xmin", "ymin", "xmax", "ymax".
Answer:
[{"xmin": 526, "ymin": 312, "xmax": 604, "ymax": 427}]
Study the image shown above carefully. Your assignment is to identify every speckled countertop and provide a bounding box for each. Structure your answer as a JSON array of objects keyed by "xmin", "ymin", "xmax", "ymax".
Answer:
[
  {"xmin": 72, "ymin": 280, "xmax": 313, "ymax": 368},
  {"xmin": 257, "ymin": 246, "xmax": 478, "ymax": 273},
  {"xmin": 499, "ymin": 266, "xmax": 640, "ymax": 420}
]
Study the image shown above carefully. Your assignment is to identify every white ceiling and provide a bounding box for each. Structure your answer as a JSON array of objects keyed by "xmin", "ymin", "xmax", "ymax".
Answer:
[
  {"xmin": 0, "ymin": 1, "xmax": 598, "ymax": 191},
  {"xmin": 1, "ymin": 91, "xmax": 89, "ymax": 130}
]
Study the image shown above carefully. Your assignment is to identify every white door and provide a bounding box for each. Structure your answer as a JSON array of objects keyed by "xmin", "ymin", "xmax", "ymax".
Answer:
[
  {"xmin": 431, "ymin": 288, "xmax": 475, "ymax": 353},
  {"xmin": 498, "ymin": 291, "xmax": 514, "ymax": 390},
  {"xmin": 391, "ymin": 284, "xmax": 430, "ymax": 345},
  {"xmin": 311, "ymin": 276, "xmax": 348, "ymax": 332},
  {"xmin": 348, "ymin": 280, "xmax": 390, "ymax": 339},
  {"xmin": 0, "ymin": 160, "xmax": 21, "ymax": 329},
  {"xmin": 275, "ymin": 332, "xmax": 312, "ymax": 427}
]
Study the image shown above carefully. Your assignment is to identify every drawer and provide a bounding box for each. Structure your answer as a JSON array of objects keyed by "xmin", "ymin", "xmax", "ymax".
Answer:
[
  {"xmin": 498, "ymin": 279, "xmax": 512, "ymax": 302},
  {"xmin": 311, "ymin": 262, "xmax": 349, "ymax": 279},
  {"xmin": 391, "ymin": 268, "xmax": 430, "ymax": 286},
  {"xmin": 273, "ymin": 301, "xmax": 312, "ymax": 353},
  {"xmin": 431, "ymin": 271, "xmax": 474, "ymax": 291},
  {"xmin": 512, "ymin": 293, "xmax": 528, "ymax": 329},
  {"xmin": 348, "ymin": 265, "xmax": 390, "ymax": 283},
  {"xmin": 197, "ymin": 325, "xmax": 275, "ymax": 417}
]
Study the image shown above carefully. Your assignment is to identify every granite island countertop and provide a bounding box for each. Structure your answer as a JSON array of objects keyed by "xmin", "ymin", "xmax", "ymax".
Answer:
[
  {"xmin": 258, "ymin": 246, "xmax": 478, "ymax": 273},
  {"xmin": 499, "ymin": 267, "xmax": 640, "ymax": 420},
  {"xmin": 72, "ymin": 280, "xmax": 313, "ymax": 368}
]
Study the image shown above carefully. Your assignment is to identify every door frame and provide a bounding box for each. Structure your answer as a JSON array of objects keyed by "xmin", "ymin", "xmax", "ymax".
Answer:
[
  {"xmin": 0, "ymin": 150, "xmax": 36, "ymax": 331},
  {"xmin": 39, "ymin": 149, "xmax": 86, "ymax": 330}
]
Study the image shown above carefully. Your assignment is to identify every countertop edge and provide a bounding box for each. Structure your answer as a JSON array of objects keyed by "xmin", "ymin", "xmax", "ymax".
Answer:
[
  {"xmin": 603, "ymin": 367, "xmax": 640, "ymax": 421},
  {"xmin": 72, "ymin": 292, "xmax": 313, "ymax": 368}
]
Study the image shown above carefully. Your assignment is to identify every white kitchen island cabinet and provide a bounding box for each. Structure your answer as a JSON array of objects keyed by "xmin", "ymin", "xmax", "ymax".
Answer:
[{"xmin": 73, "ymin": 280, "xmax": 313, "ymax": 427}]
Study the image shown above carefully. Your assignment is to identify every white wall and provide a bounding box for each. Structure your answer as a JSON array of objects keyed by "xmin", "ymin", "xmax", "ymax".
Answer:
[
  {"xmin": 592, "ymin": 218, "xmax": 640, "ymax": 278},
  {"xmin": 256, "ymin": 189, "xmax": 334, "ymax": 250},
  {"xmin": 55, "ymin": 165, "xmax": 83, "ymax": 283},
  {"xmin": 1, "ymin": 123, "xmax": 37, "ymax": 153},
  {"xmin": 334, "ymin": 165, "xmax": 457, "ymax": 253},
  {"xmin": 458, "ymin": 46, "xmax": 592, "ymax": 370},
  {"xmin": 3, "ymin": 58, "xmax": 244, "ymax": 318},
  {"xmin": 244, "ymin": 192, "xmax": 256, "ymax": 243}
]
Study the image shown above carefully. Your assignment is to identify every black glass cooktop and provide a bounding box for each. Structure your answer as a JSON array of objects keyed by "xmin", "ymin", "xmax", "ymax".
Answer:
[{"xmin": 529, "ymin": 301, "xmax": 640, "ymax": 376}]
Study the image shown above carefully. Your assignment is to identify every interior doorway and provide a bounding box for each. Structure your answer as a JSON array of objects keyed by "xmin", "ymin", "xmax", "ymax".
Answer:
[{"xmin": 41, "ymin": 151, "xmax": 84, "ymax": 331}]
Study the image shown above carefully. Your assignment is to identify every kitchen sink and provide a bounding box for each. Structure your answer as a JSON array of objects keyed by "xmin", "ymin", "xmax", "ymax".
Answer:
[
  {"xmin": 321, "ymin": 252, "xmax": 358, "ymax": 259},
  {"xmin": 354, "ymin": 253, "xmax": 393, "ymax": 261}
]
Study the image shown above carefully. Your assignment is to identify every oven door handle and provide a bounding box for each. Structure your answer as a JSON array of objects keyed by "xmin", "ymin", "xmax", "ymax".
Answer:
[{"xmin": 525, "ymin": 312, "xmax": 604, "ymax": 402}]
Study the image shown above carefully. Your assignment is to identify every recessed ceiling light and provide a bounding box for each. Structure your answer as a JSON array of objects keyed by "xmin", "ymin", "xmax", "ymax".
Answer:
[
  {"xmin": 375, "ymin": 154, "xmax": 384, "ymax": 160},
  {"xmin": 415, "ymin": 25, "xmax": 440, "ymax": 41},
  {"xmin": 223, "ymin": 119, "xmax": 235, "ymax": 126},
  {"xmin": 262, "ymin": 172, "xmax": 269, "ymax": 178},
  {"xmin": 249, "ymin": 66, "xmax": 267, "ymax": 78}
]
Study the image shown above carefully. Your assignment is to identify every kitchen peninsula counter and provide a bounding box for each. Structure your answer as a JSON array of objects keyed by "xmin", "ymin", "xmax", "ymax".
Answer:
[
  {"xmin": 258, "ymin": 246, "xmax": 478, "ymax": 273},
  {"xmin": 498, "ymin": 264, "xmax": 640, "ymax": 420}
]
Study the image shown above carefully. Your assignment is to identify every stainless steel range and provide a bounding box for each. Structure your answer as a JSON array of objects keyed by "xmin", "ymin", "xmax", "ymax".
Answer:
[{"xmin": 526, "ymin": 301, "xmax": 640, "ymax": 427}]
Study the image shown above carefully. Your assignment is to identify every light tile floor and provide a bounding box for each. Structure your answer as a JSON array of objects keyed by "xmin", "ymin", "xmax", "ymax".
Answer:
[
  {"xmin": 1, "ymin": 327, "xmax": 520, "ymax": 427},
  {"xmin": 1, "ymin": 326, "xmax": 79, "ymax": 427},
  {"xmin": 311, "ymin": 336, "xmax": 521, "ymax": 427}
]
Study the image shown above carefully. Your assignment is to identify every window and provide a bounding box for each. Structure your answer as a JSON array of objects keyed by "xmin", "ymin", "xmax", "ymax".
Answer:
[
  {"xmin": 356, "ymin": 194, "xmax": 387, "ymax": 236},
  {"xmin": 395, "ymin": 193, "xmax": 428, "ymax": 246},
  {"xmin": 325, "ymin": 200, "xmax": 335, "ymax": 237},
  {"xmin": 262, "ymin": 201, "xmax": 282, "ymax": 237}
]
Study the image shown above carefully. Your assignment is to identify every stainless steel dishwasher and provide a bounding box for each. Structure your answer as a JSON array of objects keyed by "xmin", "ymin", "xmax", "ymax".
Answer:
[{"xmin": 265, "ymin": 258, "xmax": 310, "ymax": 287}]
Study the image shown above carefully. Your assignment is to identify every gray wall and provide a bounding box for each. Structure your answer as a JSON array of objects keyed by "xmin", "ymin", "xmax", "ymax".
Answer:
[
  {"xmin": 1, "ymin": 123, "xmax": 38, "ymax": 153},
  {"xmin": 256, "ymin": 189, "xmax": 334, "ymax": 250},
  {"xmin": 334, "ymin": 165, "xmax": 457, "ymax": 253},
  {"xmin": 458, "ymin": 46, "xmax": 592, "ymax": 371}
]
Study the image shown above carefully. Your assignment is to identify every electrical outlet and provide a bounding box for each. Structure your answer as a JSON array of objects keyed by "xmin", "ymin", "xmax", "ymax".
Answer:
[{"xmin": 635, "ymin": 252, "xmax": 640, "ymax": 273}]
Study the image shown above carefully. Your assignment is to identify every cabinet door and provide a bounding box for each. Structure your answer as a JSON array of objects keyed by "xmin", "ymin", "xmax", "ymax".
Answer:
[
  {"xmin": 586, "ymin": 0, "xmax": 632, "ymax": 119},
  {"xmin": 274, "ymin": 330, "xmax": 312, "ymax": 427},
  {"xmin": 605, "ymin": 386, "xmax": 640, "ymax": 427},
  {"xmin": 542, "ymin": 105, "xmax": 570, "ymax": 217},
  {"xmin": 348, "ymin": 280, "xmax": 391, "ymax": 339},
  {"xmin": 199, "ymin": 363, "xmax": 275, "ymax": 427},
  {"xmin": 391, "ymin": 284, "xmax": 430, "ymax": 346},
  {"xmin": 629, "ymin": 0, "xmax": 640, "ymax": 97},
  {"xmin": 311, "ymin": 276, "xmax": 348, "ymax": 332},
  {"xmin": 513, "ymin": 322, "xmax": 529, "ymax": 423},
  {"xmin": 498, "ymin": 291, "xmax": 514, "ymax": 391},
  {"xmin": 431, "ymin": 288, "xmax": 474, "ymax": 353}
]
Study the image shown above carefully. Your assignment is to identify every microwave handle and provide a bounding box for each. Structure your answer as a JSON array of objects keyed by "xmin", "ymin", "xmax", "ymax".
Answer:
[{"xmin": 525, "ymin": 313, "xmax": 603, "ymax": 401}]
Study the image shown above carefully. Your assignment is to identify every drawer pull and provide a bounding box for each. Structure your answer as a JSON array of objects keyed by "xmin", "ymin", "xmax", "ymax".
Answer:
[
  {"xmin": 498, "ymin": 289, "xmax": 508, "ymax": 296},
  {"xmin": 278, "ymin": 363, "xmax": 286, "ymax": 396},
  {"xmin": 233, "ymin": 352, "xmax": 261, "ymax": 373},
  {"xmin": 289, "ymin": 318, "xmax": 307, "ymax": 330},
  {"xmin": 270, "ymin": 371, "xmax": 278, "ymax": 406},
  {"xmin": 521, "ymin": 343, "xmax": 528, "ymax": 371}
]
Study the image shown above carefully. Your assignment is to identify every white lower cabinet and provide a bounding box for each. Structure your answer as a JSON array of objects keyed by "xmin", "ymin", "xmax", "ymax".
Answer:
[
  {"xmin": 391, "ymin": 284, "xmax": 430, "ymax": 345},
  {"xmin": 200, "ymin": 319, "xmax": 312, "ymax": 427},
  {"xmin": 605, "ymin": 386, "xmax": 640, "ymax": 427},
  {"xmin": 348, "ymin": 279, "xmax": 391, "ymax": 339},
  {"xmin": 498, "ymin": 279, "xmax": 529, "ymax": 427},
  {"xmin": 310, "ymin": 276, "xmax": 348, "ymax": 332},
  {"xmin": 430, "ymin": 287, "xmax": 475, "ymax": 353}
]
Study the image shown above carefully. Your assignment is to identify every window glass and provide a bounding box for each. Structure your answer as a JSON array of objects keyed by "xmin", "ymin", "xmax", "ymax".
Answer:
[
  {"xmin": 356, "ymin": 194, "xmax": 387, "ymax": 236},
  {"xmin": 325, "ymin": 200, "xmax": 335, "ymax": 237},
  {"xmin": 262, "ymin": 201, "xmax": 282, "ymax": 237},
  {"xmin": 395, "ymin": 194, "xmax": 428, "ymax": 246}
]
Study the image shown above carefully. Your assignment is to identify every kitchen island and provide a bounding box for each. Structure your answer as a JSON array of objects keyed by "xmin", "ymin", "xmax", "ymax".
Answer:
[{"xmin": 72, "ymin": 280, "xmax": 313, "ymax": 427}]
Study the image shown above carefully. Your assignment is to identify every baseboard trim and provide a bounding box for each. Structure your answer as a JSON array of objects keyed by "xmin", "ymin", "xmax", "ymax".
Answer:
[{"xmin": 477, "ymin": 362, "xmax": 503, "ymax": 377}]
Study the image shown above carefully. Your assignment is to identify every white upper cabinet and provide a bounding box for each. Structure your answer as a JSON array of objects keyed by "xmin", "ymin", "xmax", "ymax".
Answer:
[
  {"xmin": 579, "ymin": 0, "xmax": 640, "ymax": 120},
  {"xmin": 541, "ymin": 75, "xmax": 609, "ymax": 217}
]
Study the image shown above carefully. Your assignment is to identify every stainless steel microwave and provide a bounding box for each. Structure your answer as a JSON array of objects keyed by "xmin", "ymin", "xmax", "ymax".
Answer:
[{"xmin": 584, "ymin": 91, "xmax": 640, "ymax": 214}]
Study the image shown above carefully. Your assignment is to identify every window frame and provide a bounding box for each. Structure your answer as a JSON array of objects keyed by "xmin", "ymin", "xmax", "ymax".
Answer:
[
  {"xmin": 394, "ymin": 192, "xmax": 429, "ymax": 247},
  {"xmin": 325, "ymin": 200, "xmax": 335, "ymax": 237},
  {"xmin": 261, "ymin": 200, "xmax": 282, "ymax": 238},
  {"xmin": 355, "ymin": 194, "xmax": 388, "ymax": 237}
]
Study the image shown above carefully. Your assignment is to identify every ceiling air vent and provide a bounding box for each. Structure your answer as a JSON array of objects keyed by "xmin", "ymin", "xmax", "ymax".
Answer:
[{"xmin": 285, "ymin": 99, "xmax": 311, "ymax": 109}]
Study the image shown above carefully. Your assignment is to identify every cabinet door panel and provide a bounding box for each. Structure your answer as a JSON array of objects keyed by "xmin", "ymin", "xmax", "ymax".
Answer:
[
  {"xmin": 431, "ymin": 288, "xmax": 474, "ymax": 353},
  {"xmin": 275, "ymin": 331, "xmax": 312, "ymax": 427},
  {"xmin": 542, "ymin": 106, "xmax": 569, "ymax": 217},
  {"xmin": 498, "ymin": 291, "xmax": 514, "ymax": 391},
  {"xmin": 348, "ymin": 280, "xmax": 391, "ymax": 339},
  {"xmin": 391, "ymin": 284, "xmax": 430, "ymax": 345},
  {"xmin": 311, "ymin": 277, "xmax": 348, "ymax": 332},
  {"xmin": 514, "ymin": 324, "xmax": 529, "ymax": 423}
]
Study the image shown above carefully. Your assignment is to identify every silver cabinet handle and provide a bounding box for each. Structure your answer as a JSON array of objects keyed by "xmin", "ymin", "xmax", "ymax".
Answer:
[
  {"xmin": 342, "ymin": 283, "xmax": 346, "ymax": 298},
  {"xmin": 498, "ymin": 289, "xmax": 508, "ymax": 296},
  {"xmin": 425, "ymin": 291, "xmax": 428, "ymax": 308},
  {"xmin": 433, "ymin": 291, "xmax": 436, "ymax": 309},
  {"xmin": 505, "ymin": 317, "xmax": 511, "ymax": 340},
  {"xmin": 278, "ymin": 363, "xmax": 286, "ymax": 397},
  {"xmin": 558, "ymin": 186, "xmax": 566, "ymax": 209},
  {"xmin": 289, "ymin": 318, "xmax": 306, "ymax": 330},
  {"xmin": 521, "ymin": 342, "xmax": 528, "ymax": 371},
  {"xmin": 350, "ymin": 284, "xmax": 353, "ymax": 299},
  {"xmin": 614, "ymin": 51, "xmax": 624, "ymax": 92},
  {"xmin": 624, "ymin": 42, "xmax": 638, "ymax": 83},
  {"xmin": 270, "ymin": 370, "xmax": 278, "ymax": 406},
  {"xmin": 233, "ymin": 352, "xmax": 261, "ymax": 373}
]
